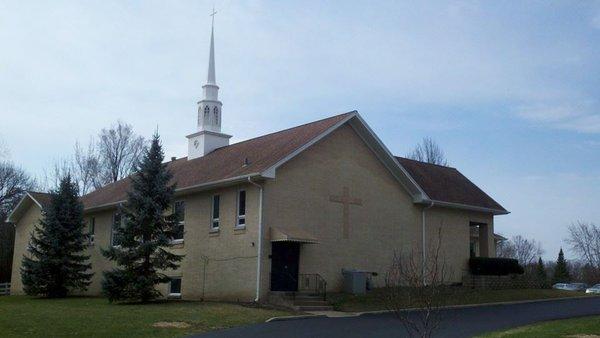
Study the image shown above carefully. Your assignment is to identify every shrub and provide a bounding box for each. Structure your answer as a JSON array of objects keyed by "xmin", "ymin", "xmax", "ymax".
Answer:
[{"xmin": 469, "ymin": 257, "xmax": 524, "ymax": 276}]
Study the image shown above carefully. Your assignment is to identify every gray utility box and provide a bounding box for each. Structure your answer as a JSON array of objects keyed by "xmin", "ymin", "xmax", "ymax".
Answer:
[{"xmin": 342, "ymin": 269, "xmax": 369, "ymax": 295}]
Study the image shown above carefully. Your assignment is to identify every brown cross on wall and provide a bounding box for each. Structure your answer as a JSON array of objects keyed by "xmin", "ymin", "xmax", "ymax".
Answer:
[{"xmin": 329, "ymin": 187, "xmax": 362, "ymax": 239}]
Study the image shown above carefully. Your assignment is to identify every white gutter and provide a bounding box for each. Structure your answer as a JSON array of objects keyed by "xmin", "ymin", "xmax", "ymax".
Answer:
[
  {"xmin": 420, "ymin": 199, "xmax": 509, "ymax": 215},
  {"xmin": 83, "ymin": 173, "xmax": 263, "ymax": 213},
  {"xmin": 247, "ymin": 177, "xmax": 264, "ymax": 302},
  {"xmin": 422, "ymin": 201, "xmax": 434, "ymax": 285}
]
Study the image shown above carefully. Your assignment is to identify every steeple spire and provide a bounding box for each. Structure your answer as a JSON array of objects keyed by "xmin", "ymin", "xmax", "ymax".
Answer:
[
  {"xmin": 207, "ymin": 7, "xmax": 217, "ymax": 85},
  {"xmin": 186, "ymin": 7, "xmax": 231, "ymax": 160}
]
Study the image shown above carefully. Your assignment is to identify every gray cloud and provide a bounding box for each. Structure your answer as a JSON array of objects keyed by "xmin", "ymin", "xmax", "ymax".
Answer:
[{"xmin": 515, "ymin": 100, "xmax": 600, "ymax": 133}]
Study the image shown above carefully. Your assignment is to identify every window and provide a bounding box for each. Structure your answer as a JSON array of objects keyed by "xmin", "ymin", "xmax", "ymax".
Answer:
[
  {"xmin": 173, "ymin": 201, "xmax": 185, "ymax": 242},
  {"xmin": 214, "ymin": 107, "xmax": 219, "ymax": 125},
  {"xmin": 169, "ymin": 277, "xmax": 182, "ymax": 297},
  {"xmin": 89, "ymin": 217, "xmax": 95, "ymax": 245},
  {"xmin": 111, "ymin": 212, "xmax": 123, "ymax": 247},
  {"xmin": 237, "ymin": 190, "xmax": 246, "ymax": 227},
  {"xmin": 211, "ymin": 195, "xmax": 220, "ymax": 229},
  {"xmin": 204, "ymin": 106, "xmax": 210, "ymax": 123}
]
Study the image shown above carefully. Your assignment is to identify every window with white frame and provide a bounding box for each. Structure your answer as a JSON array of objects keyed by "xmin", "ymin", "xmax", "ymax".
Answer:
[
  {"xmin": 237, "ymin": 190, "xmax": 246, "ymax": 227},
  {"xmin": 172, "ymin": 201, "xmax": 185, "ymax": 242},
  {"xmin": 211, "ymin": 195, "xmax": 220, "ymax": 230},
  {"xmin": 111, "ymin": 212, "xmax": 123, "ymax": 247},
  {"xmin": 89, "ymin": 217, "xmax": 95, "ymax": 245},
  {"xmin": 169, "ymin": 277, "xmax": 182, "ymax": 297}
]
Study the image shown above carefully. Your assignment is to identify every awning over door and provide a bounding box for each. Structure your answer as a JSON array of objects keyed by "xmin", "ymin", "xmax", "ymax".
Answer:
[{"xmin": 270, "ymin": 226, "xmax": 319, "ymax": 244}]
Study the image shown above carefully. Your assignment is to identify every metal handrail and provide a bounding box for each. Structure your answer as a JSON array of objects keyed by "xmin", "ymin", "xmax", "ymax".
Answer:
[
  {"xmin": 298, "ymin": 273, "xmax": 327, "ymax": 301},
  {"xmin": 270, "ymin": 273, "xmax": 327, "ymax": 301}
]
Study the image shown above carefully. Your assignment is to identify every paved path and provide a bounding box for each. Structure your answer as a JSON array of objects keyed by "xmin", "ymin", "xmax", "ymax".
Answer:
[{"xmin": 191, "ymin": 297, "xmax": 600, "ymax": 338}]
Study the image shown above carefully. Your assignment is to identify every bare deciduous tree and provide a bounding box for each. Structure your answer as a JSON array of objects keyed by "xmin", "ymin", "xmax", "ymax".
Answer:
[
  {"xmin": 74, "ymin": 140, "xmax": 101, "ymax": 194},
  {"xmin": 97, "ymin": 121, "xmax": 146, "ymax": 184},
  {"xmin": 495, "ymin": 239, "xmax": 516, "ymax": 259},
  {"xmin": 43, "ymin": 121, "xmax": 145, "ymax": 194},
  {"xmin": 407, "ymin": 137, "xmax": 448, "ymax": 166},
  {"xmin": 43, "ymin": 140, "xmax": 99, "ymax": 195},
  {"xmin": 513, "ymin": 235, "xmax": 544, "ymax": 266},
  {"xmin": 0, "ymin": 161, "xmax": 35, "ymax": 220},
  {"xmin": 569, "ymin": 260, "xmax": 600, "ymax": 285},
  {"xmin": 383, "ymin": 227, "xmax": 453, "ymax": 337},
  {"xmin": 43, "ymin": 158, "xmax": 74, "ymax": 193},
  {"xmin": 496, "ymin": 235, "xmax": 543, "ymax": 266},
  {"xmin": 567, "ymin": 221, "xmax": 600, "ymax": 269},
  {"xmin": 0, "ymin": 137, "xmax": 8, "ymax": 160}
]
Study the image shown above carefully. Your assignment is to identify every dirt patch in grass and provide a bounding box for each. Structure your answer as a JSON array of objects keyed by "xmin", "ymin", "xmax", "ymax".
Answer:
[{"xmin": 152, "ymin": 322, "xmax": 191, "ymax": 329}]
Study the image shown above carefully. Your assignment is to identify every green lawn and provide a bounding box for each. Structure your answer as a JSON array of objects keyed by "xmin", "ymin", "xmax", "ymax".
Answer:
[
  {"xmin": 329, "ymin": 288, "xmax": 594, "ymax": 312},
  {"xmin": 0, "ymin": 296, "xmax": 290, "ymax": 337},
  {"xmin": 480, "ymin": 315, "xmax": 600, "ymax": 337}
]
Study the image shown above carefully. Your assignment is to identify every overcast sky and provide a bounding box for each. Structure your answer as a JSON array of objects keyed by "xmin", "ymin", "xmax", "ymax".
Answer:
[{"xmin": 1, "ymin": 1, "xmax": 599, "ymax": 260}]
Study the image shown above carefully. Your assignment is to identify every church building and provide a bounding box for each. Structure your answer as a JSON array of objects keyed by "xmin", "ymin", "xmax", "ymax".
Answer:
[{"xmin": 8, "ymin": 18, "xmax": 508, "ymax": 304}]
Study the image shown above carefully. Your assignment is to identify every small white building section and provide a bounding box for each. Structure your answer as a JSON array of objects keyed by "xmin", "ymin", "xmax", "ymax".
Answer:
[{"xmin": 187, "ymin": 12, "xmax": 231, "ymax": 160}]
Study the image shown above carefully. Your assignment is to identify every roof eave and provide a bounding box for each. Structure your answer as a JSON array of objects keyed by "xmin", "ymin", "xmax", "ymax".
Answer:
[
  {"xmin": 418, "ymin": 198, "xmax": 510, "ymax": 215},
  {"xmin": 349, "ymin": 115, "xmax": 429, "ymax": 200},
  {"xmin": 83, "ymin": 172, "xmax": 265, "ymax": 213},
  {"xmin": 5, "ymin": 192, "xmax": 45, "ymax": 224}
]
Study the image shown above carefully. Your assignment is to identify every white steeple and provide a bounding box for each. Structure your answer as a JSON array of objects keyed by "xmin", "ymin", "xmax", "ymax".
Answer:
[
  {"xmin": 207, "ymin": 16, "xmax": 216, "ymax": 85},
  {"xmin": 187, "ymin": 8, "xmax": 231, "ymax": 160}
]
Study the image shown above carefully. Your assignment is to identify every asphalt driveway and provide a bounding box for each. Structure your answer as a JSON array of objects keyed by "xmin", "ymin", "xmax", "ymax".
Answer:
[{"xmin": 191, "ymin": 296, "xmax": 600, "ymax": 338}]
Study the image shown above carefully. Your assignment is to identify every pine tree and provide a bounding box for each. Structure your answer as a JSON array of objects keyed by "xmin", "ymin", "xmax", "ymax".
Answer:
[
  {"xmin": 101, "ymin": 134, "xmax": 183, "ymax": 302},
  {"xmin": 536, "ymin": 257, "xmax": 548, "ymax": 288},
  {"xmin": 21, "ymin": 176, "xmax": 92, "ymax": 297},
  {"xmin": 552, "ymin": 248, "xmax": 570, "ymax": 284}
]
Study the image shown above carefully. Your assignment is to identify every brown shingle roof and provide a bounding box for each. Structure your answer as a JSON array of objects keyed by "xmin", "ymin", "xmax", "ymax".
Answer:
[
  {"xmin": 81, "ymin": 112, "xmax": 354, "ymax": 209},
  {"xmin": 79, "ymin": 111, "xmax": 506, "ymax": 215},
  {"xmin": 28, "ymin": 191, "xmax": 52, "ymax": 209},
  {"xmin": 396, "ymin": 157, "xmax": 507, "ymax": 213}
]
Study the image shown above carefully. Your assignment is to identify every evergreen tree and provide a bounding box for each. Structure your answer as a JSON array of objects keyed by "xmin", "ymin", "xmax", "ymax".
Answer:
[
  {"xmin": 536, "ymin": 257, "xmax": 548, "ymax": 287},
  {"xmin": 21, "ymin": 175, "xmax": 92, "ymax": 297},
  {"xmin": 101, "ymin": 134, "xmax": 183, "ymax": 302},
  {"xmin": 552, "ymin": 248, "xmax": 571, "ymax": 284}
]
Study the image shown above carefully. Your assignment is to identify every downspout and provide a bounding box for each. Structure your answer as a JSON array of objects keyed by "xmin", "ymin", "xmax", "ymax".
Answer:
[
  {"xmin": 422, "ymin": 200, "xmax": 435, "ymax": 285},
  {"xmin": 248, "ymin": 177, "xmax": 264, "ymax": 302}
]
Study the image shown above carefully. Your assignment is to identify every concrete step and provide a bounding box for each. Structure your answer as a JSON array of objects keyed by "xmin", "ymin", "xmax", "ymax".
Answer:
[
  {"xmin": 294, "ymin": 294, "xmax": 324, "ymax": 300},
  {"xmin": 294, "ymin": 305, "xmax": 334, "ymax": 311},
  {"xmin": 294, "ymin": 300, "xmax": 330, "ymax": 306}
]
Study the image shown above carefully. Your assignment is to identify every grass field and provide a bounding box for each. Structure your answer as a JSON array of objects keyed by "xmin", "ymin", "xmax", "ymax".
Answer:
[
  {"xmin": 329, "ymin": 288, "xmax": 593, "ymax": 312},
  {"xmin": 480, "ymin": 315, "xmax": 600, "ymax": 337},
  {"xmin": 0, "ymin": 296, "xmax": 290, "ymax": 337}
]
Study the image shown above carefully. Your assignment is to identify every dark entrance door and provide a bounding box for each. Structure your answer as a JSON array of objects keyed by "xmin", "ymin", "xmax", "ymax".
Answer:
[{"xmin": 270, "ymin": 242, "xmax": 300, "ymax": 291}]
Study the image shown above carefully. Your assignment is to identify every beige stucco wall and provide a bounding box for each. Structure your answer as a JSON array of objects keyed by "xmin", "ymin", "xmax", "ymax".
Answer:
[
  {"xmin": 10, "ymin": 185, "xmax": 260, "ymax": 301},
  {"xmin": 260, "ymin": 124, "xmax": 496, "ymax": 295},
  {"xmin": 82, "ymin": 184, "xmax": 260, "ymax": 301},
  {"xmin": 10, "ymin": 204, "xmax": 42, "ymax": 294},
  {"xmin": 176, "ymin": 184, "xmax": 260, "ymax": 301},
  {"xmin": 423, "ymin": 207, "xmax": 494, "ymax": 282},
  {"xmin": 261, "ymin": 124, "xmax": 422, "ymax": 295}
]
